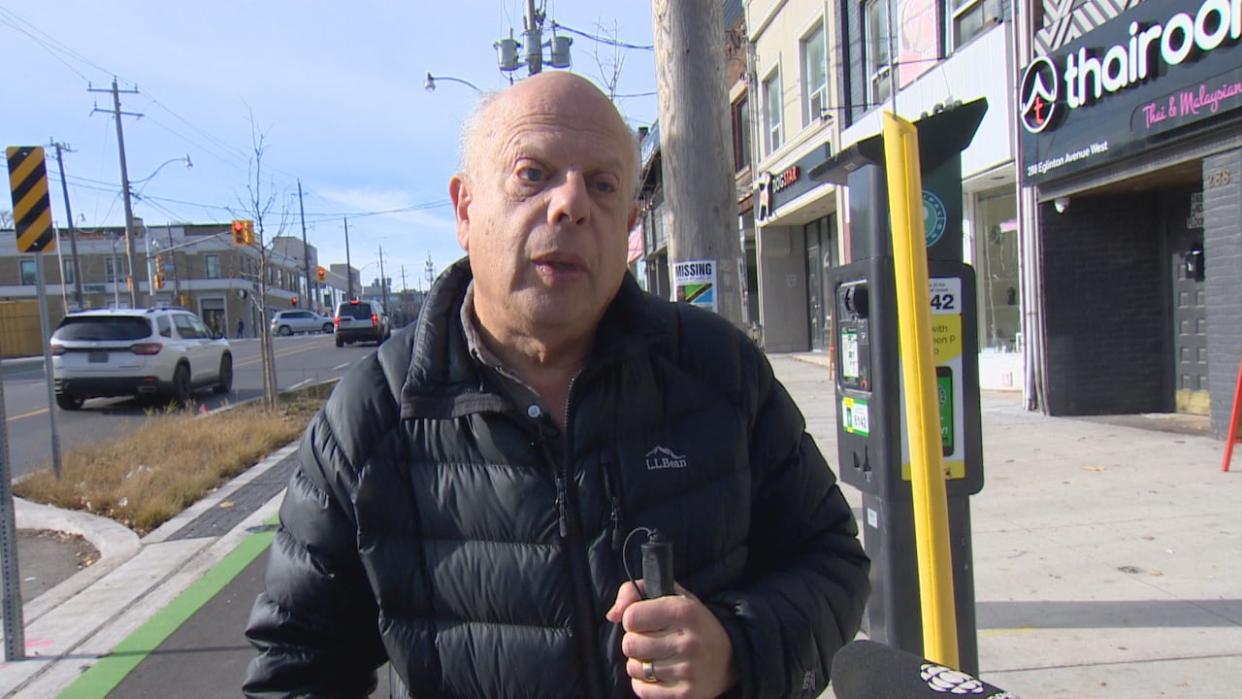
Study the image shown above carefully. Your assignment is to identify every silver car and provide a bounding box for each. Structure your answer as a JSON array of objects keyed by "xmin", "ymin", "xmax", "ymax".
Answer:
[{"xmin": 270, "ymin": 310, "xmax": 333, "ymax": 336}]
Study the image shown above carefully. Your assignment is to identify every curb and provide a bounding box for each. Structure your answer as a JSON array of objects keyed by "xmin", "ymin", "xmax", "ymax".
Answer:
[
  {"xmin": 14, "ymin": 499, "xmax": 140, "ymax": 626},
  {"xmin": 0, "ymin": 440, "xmax": 301, "ymax": 697}
]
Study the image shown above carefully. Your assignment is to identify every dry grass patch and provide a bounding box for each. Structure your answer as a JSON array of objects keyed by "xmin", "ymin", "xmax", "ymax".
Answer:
[{"xmin": 15, "ymin": 384, "xmax": 331, "ymax": 535}]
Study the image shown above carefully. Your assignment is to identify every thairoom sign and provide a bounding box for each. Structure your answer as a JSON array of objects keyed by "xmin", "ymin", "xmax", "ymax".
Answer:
[{"xmin": 1019, "ymin": 0, "xmax": 1242, "ymax": 183}]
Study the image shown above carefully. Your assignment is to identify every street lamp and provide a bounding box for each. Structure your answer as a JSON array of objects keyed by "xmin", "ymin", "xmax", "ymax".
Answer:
[
  {"xmin": 424, "ymin": 72, "xmax": 482, "ymax": 93},
  {"xmin": 132, "ymin": 155, "xmax": 193, "ymax": 188},
  {"xmin": 124, "ymin": 155, "xmax": 192, "ymax": 308}
]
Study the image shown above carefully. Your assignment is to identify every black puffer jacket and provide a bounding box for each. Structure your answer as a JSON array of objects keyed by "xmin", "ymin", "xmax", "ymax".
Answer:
[{"xmin": 244, "ymin": 260, "xmax": 869, "ymax": 698}]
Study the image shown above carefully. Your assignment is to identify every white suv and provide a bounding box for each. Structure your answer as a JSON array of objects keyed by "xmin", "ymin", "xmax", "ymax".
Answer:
[
  {"xmin": 50, "ymin": 308, "xmax": 233, "ymax": 410},
  {"xmin": 270, "ymin": 310, "xmax": 333, "ymax": 336}
]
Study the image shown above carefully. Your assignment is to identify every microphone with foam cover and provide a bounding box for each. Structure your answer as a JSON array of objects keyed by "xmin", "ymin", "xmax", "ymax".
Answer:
[{"xmin": 831, "ymin": 640, "xmax": 1020, "ymax": 698}]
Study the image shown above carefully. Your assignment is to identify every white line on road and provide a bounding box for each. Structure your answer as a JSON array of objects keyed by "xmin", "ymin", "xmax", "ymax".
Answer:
[{"xmin": 333, "ymin": 363, "xmax": 350, "ymax": 370}]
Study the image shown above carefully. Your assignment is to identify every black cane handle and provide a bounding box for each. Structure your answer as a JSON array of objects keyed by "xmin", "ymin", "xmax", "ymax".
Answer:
[{"xmin": 640, "ymin": 530, "xmax": 675, "ymax": 598}]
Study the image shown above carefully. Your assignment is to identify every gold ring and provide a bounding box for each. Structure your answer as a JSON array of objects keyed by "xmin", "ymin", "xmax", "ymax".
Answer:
[{"xmin": 641, "ymin": 659, "xmax": 659, "ymax": 683}]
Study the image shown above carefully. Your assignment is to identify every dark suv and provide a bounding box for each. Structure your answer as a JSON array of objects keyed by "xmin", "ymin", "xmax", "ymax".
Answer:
[{"xmin": 334, "ymin": 300, "xmax": 390, "ymax": 347}]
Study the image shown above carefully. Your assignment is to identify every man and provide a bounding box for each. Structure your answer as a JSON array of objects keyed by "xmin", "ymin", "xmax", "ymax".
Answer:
[{"xmin": 245, "ymin": 72, "xmax": 868, "ymax": 698}]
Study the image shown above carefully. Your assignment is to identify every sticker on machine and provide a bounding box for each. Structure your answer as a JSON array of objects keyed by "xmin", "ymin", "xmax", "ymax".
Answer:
[
  {"xmin": 842, "ymin": 330, "xmax": 860, "ymax": 380},
  {"xmin": 842, "ymin": 396, "xmax": 870, "ymax": 437}
]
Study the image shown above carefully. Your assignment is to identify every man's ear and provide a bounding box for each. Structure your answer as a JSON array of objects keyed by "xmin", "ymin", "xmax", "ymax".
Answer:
[{"xmin": 450, "ymin": 173, "xmax": 472, "ymax": 251}]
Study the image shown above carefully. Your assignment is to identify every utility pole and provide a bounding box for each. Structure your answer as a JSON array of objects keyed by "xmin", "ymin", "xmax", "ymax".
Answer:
[
  {"xmin": 49, "ymin": 141, "xmax": 84, "ymax": 309},
  {"xmin": 525, "ymin": 0, "xmax": 543, "ymax": 76},
  {"xmin": 297, "ymin": 180, "xmax": 313, "ymax": 310},
  {"xmin": 651, "ymin": 0, "xmax": 743, "ymax": 327},
  {"xmin": 343, "ymin": 217, "xmax": 354, "ymax": 299},
  {"xmin": 425, "ymin": 253, "xmax": 435, "ymax": 288},
  {"xmin": 89, "ymin": 79, "xmax": 142, "ymax": 309},
  {"xmin": 401, "ymin": 265, "xmax": 407, "ymax": 294},
  {"xmin": 378, "ymin": 244, "xmax": 388, "ymax": 310}
]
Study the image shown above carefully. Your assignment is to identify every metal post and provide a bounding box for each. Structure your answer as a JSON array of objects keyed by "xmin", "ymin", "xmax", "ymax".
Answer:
[
  {"xmin": 111, "ymin": 236, "xmax": 121, "ymax": 308},
  {"xmin": 166, "ymin": 226, "xmax": 180, "ymax": 301},
  {"xmin": 51, "ymin": 142, "xmax": 84, "ymax": 308},
  {"xmin": 0, "ymin": 370, "xmax": 24, "ymax": 661},
  {"xmin": 297, "ymin": 180, "xmax": 313, "ymax": 310},
  {"xmin": 378, "ymin": 244, "xmax": 388, "ymax": 310},
  {"xmin": 344, "ymin": 217, "xmax": 353, "ymax": 300},
  {"xmin": 35, "ymin": 261, "xmax": 63, "ymax": 478}
]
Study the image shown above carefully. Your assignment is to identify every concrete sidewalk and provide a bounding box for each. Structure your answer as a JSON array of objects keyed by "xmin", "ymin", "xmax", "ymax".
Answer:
[
  {"xmin": 782, "ymin": 353, "xmax": 1242, "ymax": 698},
  {"xmin": 0, "ymin": 353, "xmax": 1238, "ymax": 697}
]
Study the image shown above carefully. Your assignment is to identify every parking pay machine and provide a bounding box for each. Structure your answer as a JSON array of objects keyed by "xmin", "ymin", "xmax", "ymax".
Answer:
[{"xmin": 812, "ymin": 100, "xmax": 987, "ymax": 673}]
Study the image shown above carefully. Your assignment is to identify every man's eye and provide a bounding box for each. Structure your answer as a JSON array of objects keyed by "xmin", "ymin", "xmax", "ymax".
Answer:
[
  {"xmin": 518, "ymin": 166, "xmax": 545, "ymax": 183},
  {"xmin": 592, "ymin": 179, "xmax": 617, "ymax": 194}
]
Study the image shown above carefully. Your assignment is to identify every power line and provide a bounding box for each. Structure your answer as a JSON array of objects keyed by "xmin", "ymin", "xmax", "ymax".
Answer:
[
  {"xmin": 0, "ymin": 13, "xmax": 93, "ymax": 83},
  {"xmin": 550, "ymin": 21, "xmax": 653, "ymax": 50},
  {"xmin": 613, "ymin": 91, "xmax": 657, "ymax": 98},
  {"xmin": 0, "ymin": 7, "xmax": 117, "ymax": 82},
  {"xmin": 144, "ymin": 95, "xmax": 252, "ymax": 162}
]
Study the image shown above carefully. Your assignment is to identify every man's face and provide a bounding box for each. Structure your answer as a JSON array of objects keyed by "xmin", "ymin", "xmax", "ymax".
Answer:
[{"xmin": 452, "ymin": 75, "xmax": 638, "ymax": 341}]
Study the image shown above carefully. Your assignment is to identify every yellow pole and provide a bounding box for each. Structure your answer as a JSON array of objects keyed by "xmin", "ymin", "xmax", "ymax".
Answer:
[{"xmin": 881, "ymin": 111, "xmax": 960, "ymax": 668}]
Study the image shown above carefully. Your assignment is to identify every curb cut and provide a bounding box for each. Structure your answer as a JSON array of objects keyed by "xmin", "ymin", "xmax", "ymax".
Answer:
[{"xmin": 14, "ymin": 499, "xmax": 140, "ymax": 626}]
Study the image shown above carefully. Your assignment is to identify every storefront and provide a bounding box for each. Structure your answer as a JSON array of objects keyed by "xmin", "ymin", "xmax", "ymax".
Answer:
[
  {"xmin": 1020, "ymin": 0, "xmax": 1242, "ymax": 431},
  {"xmin": 753, "ymin": 145, "xmax": 838, "ymax": 353}
]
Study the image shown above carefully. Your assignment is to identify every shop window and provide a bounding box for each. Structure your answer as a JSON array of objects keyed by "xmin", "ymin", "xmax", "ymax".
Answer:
[
  {"xmin": 732, "ymin": 97, "xmax": 751, "ymax": 172},
  {"xmin": 20, "ymin": 259, "xmax": 36, "ymax": 286},
  {"xmin": 763, "ymin": 69, "xmax": 783, "ymax": 155},
  {"xmin": 105, "ymin": 257, "xmax": 116, "ymax": 283},
  {"xmin": 801, "ymin": 21, "xmax": 828, "ymax": 127},
  {"xmin": 975, "ymin": 189, "xmax": 1020, "ymax": 351},
  {"xmin": 865, "ymin": 0, "xmax": 893, "ymax": 106},
  {"xmin": 947, "ymin": 0, "xmax": 1003, "ymax": 50},
  {"xmin": 205, "ymin": 254, "xmax": 220, "ymax": 279}
]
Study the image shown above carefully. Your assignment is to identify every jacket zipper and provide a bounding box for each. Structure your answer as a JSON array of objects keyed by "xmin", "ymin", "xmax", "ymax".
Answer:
[
  {"xmin": 539, "ymin": 374, "xmax": 606, "ymax": 699},
  {"xmin": 601, "ymin": 459, "xmax": 624, "ymax": 553}
]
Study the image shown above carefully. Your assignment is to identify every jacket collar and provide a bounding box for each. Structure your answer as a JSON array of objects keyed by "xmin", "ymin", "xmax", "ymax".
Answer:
[{"xmin": 400, "ymin": 258, "xmax": 664, "ymax": 420}]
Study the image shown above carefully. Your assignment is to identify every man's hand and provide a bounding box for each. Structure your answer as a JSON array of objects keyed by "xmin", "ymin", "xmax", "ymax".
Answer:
[{"xmin": 606, "ymin": 581, "xmax": 736, "ymax": 698}]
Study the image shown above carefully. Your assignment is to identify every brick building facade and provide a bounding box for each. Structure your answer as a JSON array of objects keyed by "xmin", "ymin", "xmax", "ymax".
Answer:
[{"xmin": 0, "ymin": 223, "xmax": 331, "ymax": 339}]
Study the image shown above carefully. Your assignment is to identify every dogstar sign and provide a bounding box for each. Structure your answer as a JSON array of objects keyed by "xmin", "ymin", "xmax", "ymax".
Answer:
[{"xmin": 1020, "ymin": 0, "xmax": 1242, "ymax": 184}]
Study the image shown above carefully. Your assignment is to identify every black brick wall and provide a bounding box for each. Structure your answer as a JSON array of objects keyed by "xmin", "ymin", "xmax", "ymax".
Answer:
[
  {"xmin": 1203, "ymin": 150, "xmax": 1242, "ymax": 437},
  {"xmin": 1041, "ymin": 195, "xmax": 1167, "ymax": 415}
]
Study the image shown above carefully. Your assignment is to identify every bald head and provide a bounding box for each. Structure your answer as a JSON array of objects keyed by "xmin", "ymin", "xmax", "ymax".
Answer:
[{"xmin": 459, "ymin": 72, "xmax": 640, "ymax": 197}]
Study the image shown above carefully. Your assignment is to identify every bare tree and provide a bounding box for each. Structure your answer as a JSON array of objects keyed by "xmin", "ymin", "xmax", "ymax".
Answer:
[
  {"xmin": 231, "ymin": 114, "xmax": 289, "ymax": 411},
  {"xmin": 0, "ymin": 210, "xmax": 12, "ymax": 229},
  {"xmin": 591, "ymin": 19, "xmax": 627, "ymax": 99}
]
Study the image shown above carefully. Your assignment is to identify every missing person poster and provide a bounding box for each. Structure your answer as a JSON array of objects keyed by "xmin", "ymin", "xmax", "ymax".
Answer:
[{"xmin": 673, "ymin": 259, "xmax": 717, "ymax": 313}]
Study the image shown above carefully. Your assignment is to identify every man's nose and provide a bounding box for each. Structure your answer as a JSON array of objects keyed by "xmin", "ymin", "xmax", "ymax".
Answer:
[{"xmin": 547, "ymin": 171, "xmax": 590, "ymax": 226}]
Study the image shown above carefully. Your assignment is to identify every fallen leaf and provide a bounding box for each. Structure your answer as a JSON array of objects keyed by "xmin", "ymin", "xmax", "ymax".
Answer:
[
  {"xmin": 1082, "ymin": 466, "xmax": 1106, "ymax": 472},
  {"xmin": 218, "ymin": 500, "xmax": 235, "ymax": 509}
]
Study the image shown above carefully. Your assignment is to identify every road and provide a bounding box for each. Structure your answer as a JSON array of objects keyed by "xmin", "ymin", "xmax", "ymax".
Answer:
[{"xmin": 1, "ymin": 333, "xmax": 380, "ymax": 480}]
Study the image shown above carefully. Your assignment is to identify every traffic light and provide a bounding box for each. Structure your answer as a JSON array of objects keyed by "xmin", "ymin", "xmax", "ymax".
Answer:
[
  {"xmin": 291, "ymin": 295, "xmax": 299, "ymax": 307},
  {"xmin": 153, "ymin": 273, "xmax": 165, "ymax": 289},
  {"xmin": 231, "ymin": 220, "xmax": 254, "ymax": 246},
  {"xmin": 316, "ymin": 266, "xmax": 326, "ymax": 282}
]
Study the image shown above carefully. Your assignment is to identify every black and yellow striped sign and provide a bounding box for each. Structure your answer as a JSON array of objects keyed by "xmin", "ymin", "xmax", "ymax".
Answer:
[{"xmin": 6, "ymin": 146, "xmax": 56, "ymax": 253}]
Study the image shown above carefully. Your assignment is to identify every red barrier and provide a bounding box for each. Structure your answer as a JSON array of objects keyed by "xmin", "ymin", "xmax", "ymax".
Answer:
[{"xmin": 1224, "ymin": 359, "xmax": 1242, "ymax": 473}]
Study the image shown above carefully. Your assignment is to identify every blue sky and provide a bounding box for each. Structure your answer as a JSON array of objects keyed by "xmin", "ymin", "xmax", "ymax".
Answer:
[{"xmin": 1, "ymin": 0, "xmax": 659, "ymax": 290}]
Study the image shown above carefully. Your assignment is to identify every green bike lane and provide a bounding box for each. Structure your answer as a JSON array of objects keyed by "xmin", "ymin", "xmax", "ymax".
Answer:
[
  {"xmin": 57, "ymin": 518, "xmax": 395, "ymax": 699},
  {"xmin": 41, "ymin": 445, "xmax": 392, "ymax": 699}
]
